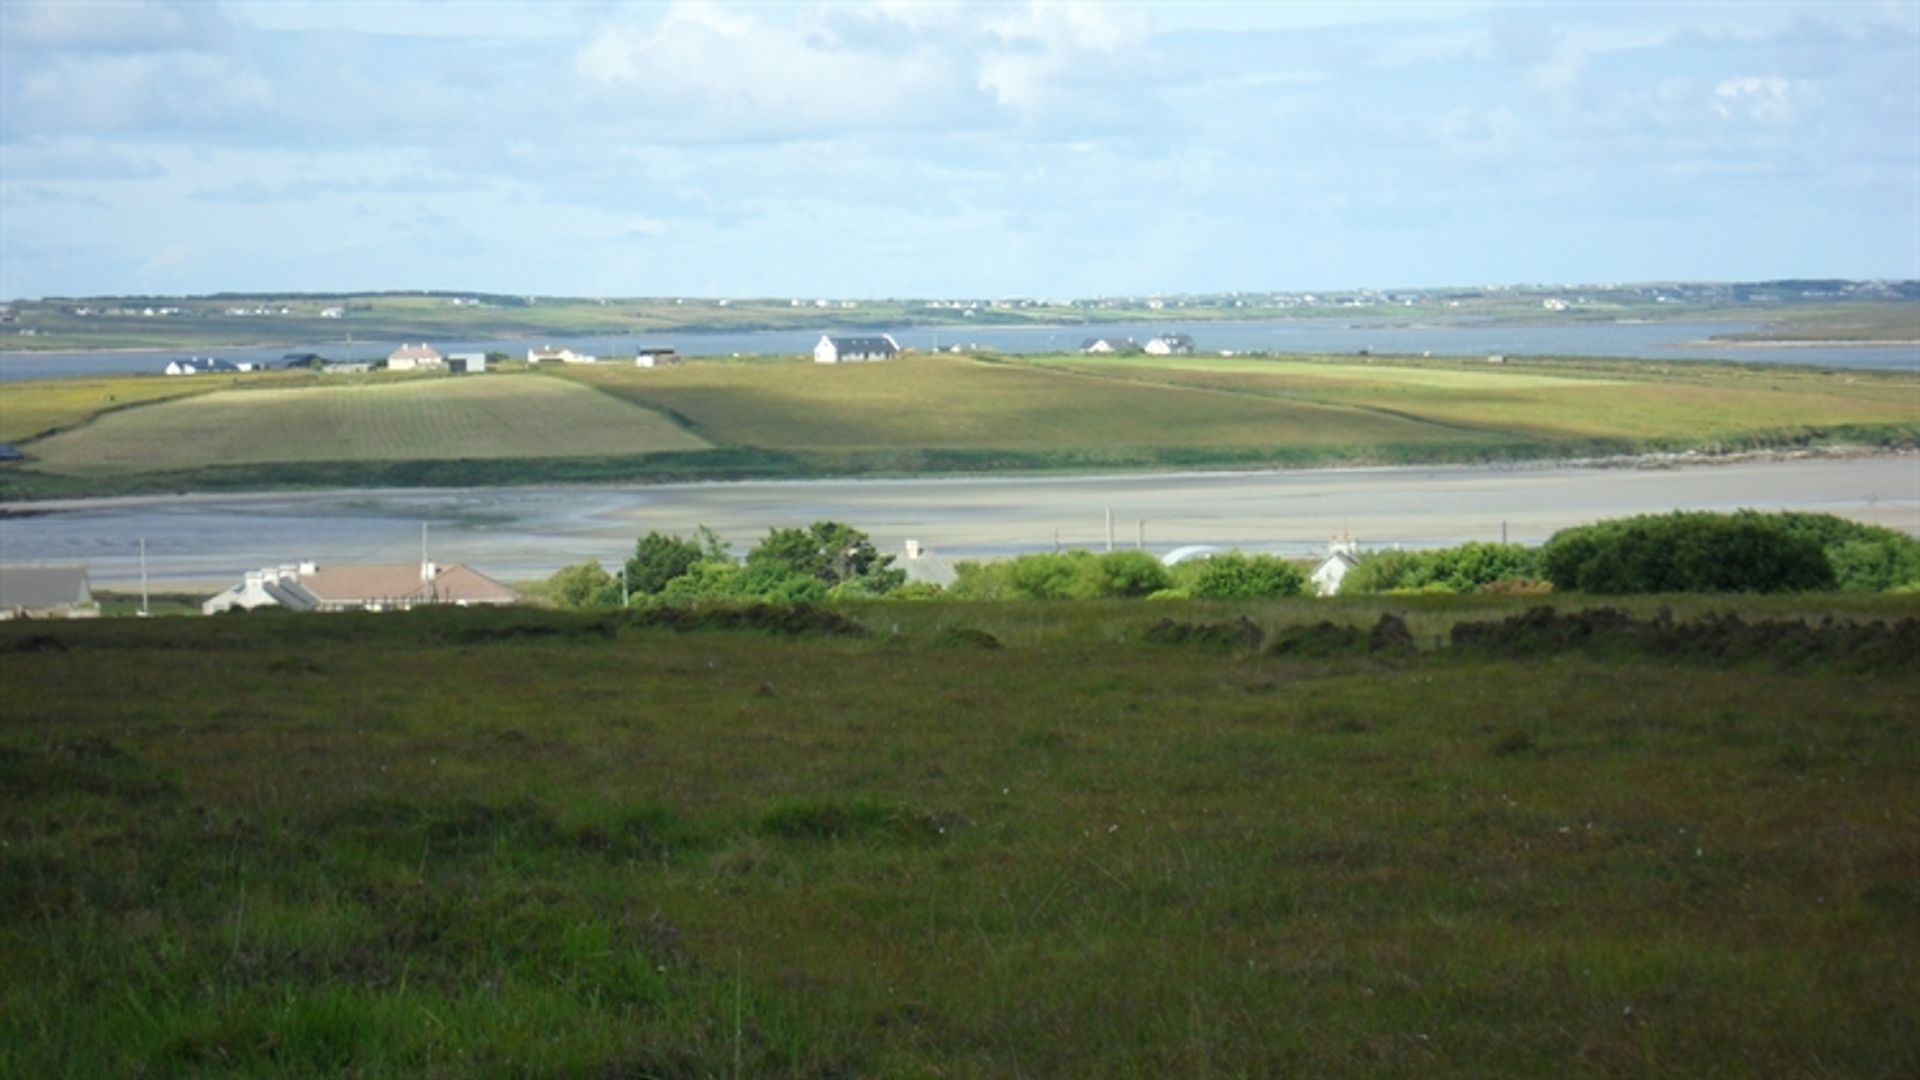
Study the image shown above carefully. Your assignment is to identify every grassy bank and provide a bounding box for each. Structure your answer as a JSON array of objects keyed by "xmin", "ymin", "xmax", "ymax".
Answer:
[
  {"xmin": 3, "ymin": 353, "xmax": 1916, "ymax": 499},
  {"xmin": 3, "ymin": 597, "xmax": 1918, "ymax": 1075}
]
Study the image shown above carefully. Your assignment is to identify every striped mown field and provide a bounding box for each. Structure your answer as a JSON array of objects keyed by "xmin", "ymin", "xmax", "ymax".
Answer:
[{"xmin": 25, "ymin": 375, "xmax": 708, "ymax": 474}]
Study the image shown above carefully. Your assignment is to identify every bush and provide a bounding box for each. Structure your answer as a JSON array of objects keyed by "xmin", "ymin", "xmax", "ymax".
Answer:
[
  {"xmin": 1340, "ymin": 543, "xmax": 1536, "ymax": 595},
  {"xmin": 1541, "ymin": 512, "xmax": 1835, "ymax": 595},
  {"xmin": 951, "ymin": 550, "xmax": 1171, "ymax": 600},
  {"xmin": 1187, "ymin": 552, "xmax": 1307, "ymax": 599},
  {"xmin": 544, "ymin": 561, "xmax": 622, "ymax": 609}
]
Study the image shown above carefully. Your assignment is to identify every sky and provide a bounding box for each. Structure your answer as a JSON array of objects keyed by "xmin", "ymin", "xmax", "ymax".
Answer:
[{"xmin": 3, "ymin": 0, "xmax": 1917, "ymax": 299}]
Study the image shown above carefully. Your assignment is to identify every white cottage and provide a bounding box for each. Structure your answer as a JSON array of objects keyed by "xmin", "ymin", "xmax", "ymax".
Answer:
[
  {"xmin": 1311, "ymin": 536, "xmax": 1363, "ymax": 597},
  {"xmin": 814, "ymin": 334, "xmax": 899, "ymax": 364}
]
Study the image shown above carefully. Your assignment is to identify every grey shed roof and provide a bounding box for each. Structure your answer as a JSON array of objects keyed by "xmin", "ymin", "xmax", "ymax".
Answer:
[
  {"xmin": 0, "ymin": 565, "xmax": 92, "ymax": 609},
  {"xmin": 825, "ymin": 336, "xmax": 897, "ymax": 353}
]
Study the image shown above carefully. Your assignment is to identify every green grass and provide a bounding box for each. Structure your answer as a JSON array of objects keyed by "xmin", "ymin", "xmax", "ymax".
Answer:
[
  {"xmin": 24, "ymin": 374, "xmax": 709, "ymax": 474},
  {"xmin": 3, "ymin": 596, "xmax": 1917, "ymax": 1075},
  {"xmin": 0, "ymin": 373, "xmax": 229, "ymax": 443},
  {"xmin": 4, "ymin": 353, "xmax": 1916, "ymax": 497}
]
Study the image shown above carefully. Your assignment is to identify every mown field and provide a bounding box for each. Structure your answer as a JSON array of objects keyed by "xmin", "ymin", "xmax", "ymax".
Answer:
[
  {"xmin": 22, "ymin": 375, "xmax": 709, "ymax": 474},
  {"xmin": 2, "ymin": 352, "xmax": 1916, "ymax": 496},
  {"xmin": 2, "ymin": 596, "xmax": 1916, "ymax": 1076},
  {"xmin": 0, "ymin": 373, "xmax": 229, "ymax": 444}
]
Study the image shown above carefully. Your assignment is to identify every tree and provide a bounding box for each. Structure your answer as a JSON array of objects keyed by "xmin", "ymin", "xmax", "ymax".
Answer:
[
  {"xmin": 747, "ymin": 521, "xmax": 903, "ymax": 593},
  {"xmin": 625, "ymin": 531, "xmax": 704, "ymax": 597},
  {"xmin": 546, "ymin": 560, "xmax": 622, "ymax": 609},
  {"xmin": 1188, "ymin": 552, "xmax": 1307, "ymax": 599}
]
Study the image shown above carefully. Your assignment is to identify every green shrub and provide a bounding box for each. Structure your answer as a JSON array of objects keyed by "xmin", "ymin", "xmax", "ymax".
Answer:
[
  {"xmin": 1187, "ymin": 552, "xmax": 1308, "ymax": 599},
  {"xmin": 1340, "ymin": 543, "xmax": 1536, "ymax": 595},
  {"xmin": 1541, "ymin": 512, "xmax": 1835, "ymax": 594}
]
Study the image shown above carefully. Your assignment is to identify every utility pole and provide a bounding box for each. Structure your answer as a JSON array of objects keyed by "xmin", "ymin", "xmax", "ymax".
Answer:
[
  {"xmin": 139, "ymin": 537, "xmax": 150, "ymax": 617},
  {"xmin": 1105, "ymin": 507, "xmax": 1114, "ymax": 553},
  {"xmin": 1137, "ymin": 520, "xmax": 1145, "ymax": 551},
  {"xmin": 1501, "ymin": 520, "xmax": 1508, "ymax": 544}
]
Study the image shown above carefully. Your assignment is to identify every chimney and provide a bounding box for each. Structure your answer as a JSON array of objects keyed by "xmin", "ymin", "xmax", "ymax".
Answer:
[{"xmin": 904, "ymin": 540, "xmax": 923, "ymax": 560}]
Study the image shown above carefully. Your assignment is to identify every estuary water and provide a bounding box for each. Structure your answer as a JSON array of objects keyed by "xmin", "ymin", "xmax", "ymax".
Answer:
[
  {"xmin": 3, "ymin": 318, "xmax": 1917, "ymax": 381},
  {"xmin": 5, "ymin": 456, "xmax": 1915, "ymax": 588}
]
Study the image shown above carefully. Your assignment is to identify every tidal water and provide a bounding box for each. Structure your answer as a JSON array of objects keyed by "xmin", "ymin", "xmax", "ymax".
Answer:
[{"xmin": 4, "ymin": 318, "xmax": 1916, "ymax": 382}]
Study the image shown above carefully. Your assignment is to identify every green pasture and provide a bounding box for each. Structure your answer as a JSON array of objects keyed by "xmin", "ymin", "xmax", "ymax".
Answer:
[
  {"xmin": 0, "ymin": 374, "xmax": 231, "ymax": 444},
  {"xmin": 559, "ymin": 354, "xmax": 1474, "ymax": 452},
  {"xmin": 3, "ymin": 597, "xmax": 1917, "ymax": 1075},
  {"xmin": 23, "ymin": 375, "xmax": 708, "ymax": 474}
]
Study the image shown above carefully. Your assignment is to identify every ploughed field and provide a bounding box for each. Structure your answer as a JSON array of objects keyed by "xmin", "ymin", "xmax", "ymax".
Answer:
[
  {"xmin": 4, "ymin": 596, "xmax": 1917, "ymax": 1075},
  {"xmin": 2, "ymin": 353, "xmax": 1917, "ymax": 494}
]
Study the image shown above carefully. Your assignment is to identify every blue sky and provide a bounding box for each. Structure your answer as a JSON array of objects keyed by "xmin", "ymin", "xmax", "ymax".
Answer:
[{"xmin": 3, "ymin": 1, "xmax": 1916, "ymax": 298}]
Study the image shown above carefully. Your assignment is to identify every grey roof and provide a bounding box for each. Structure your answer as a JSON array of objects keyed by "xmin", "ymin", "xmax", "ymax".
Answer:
[
  {"xmin": 0, "ymin": 444, "xmax": 23, "ymax": 461},
  {"xmin": 0, "ymin": 565, "xmax": 92, "ymax": 610},
  {"xmin": 824, "ymin": 336, "xmax": 897, "ymax": 354}
]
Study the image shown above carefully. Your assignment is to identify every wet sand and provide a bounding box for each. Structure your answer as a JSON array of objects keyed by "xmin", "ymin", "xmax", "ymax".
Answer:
[{"xmin": 4, "ymin": 455, "xmax": 1916, "ymax": 587}]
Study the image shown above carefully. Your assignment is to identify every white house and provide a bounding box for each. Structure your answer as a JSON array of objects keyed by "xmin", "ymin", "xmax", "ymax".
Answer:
[
  {"xmin": 1079, "ymin": 337, "xmax": 1136, "ymax": 354},
  {"xmin": 528, "ymin": 345, "xmax": 596, "ymax": 364},
  {"xmin": 814, "ymin": 334, "xmax": 899, "ymax": 364},
  {"xmin": 1311, "ymin": 535, "xmax": 1363, "ymax": 597},
  {"xmin": 387, "ymin": 343, "xmax": 445, "ymax": 371},
  {"xmin": 1143, "ymin": 334, "xmax": 1195, "ymax": 356},
  {"xmin": 636, "ymin": 347, "xmax": 682, "ymax": 368},
  {"xmin": 163, "ymin": 357, "xmax": 239, "ymax": 376}
]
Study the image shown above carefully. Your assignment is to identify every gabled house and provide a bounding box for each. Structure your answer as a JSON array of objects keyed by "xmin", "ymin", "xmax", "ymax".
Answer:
[
  {"xmin": 1311, "ymin": 535, "xmax": 1362, "ymax": 597},
  {"xmin": 387, "ymin": 343, "xmax": 445, "ymax": 371},
  {"xmin": 0, "ymin": 565, "xmax": 98, "ymax": 619},
  {"xmin": 1079, "ymin": 337, "xmax": 1136, "ymax": 355},
  {"xmin": 814, "ymin": 334, "xmax": 899, "ymax": 364},
  {"xmin": 164, "ymin": 357, "xmax": 239, "ymax": 376},
  {"xmin": 1144, "ymin": 334, "xmax": 1195, "ymax": 356}
]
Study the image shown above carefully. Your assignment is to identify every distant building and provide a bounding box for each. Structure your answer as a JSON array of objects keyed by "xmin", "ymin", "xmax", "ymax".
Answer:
[
  {"xmin": 636, "ymin": 347, "xmax": 682, "ymax": 368},
  {"xmin": 447, "ymin": 352, "xmax": 487, "ymax": 374},
  {"xmin": 1143, "ymin": 333, "xmax": 1195, "ymax": 356},
  {"xmin": 387, "ymin": 343, "xmax": 445, "ymax": 371},
  {"xmin": 528, "ymin": 345, "xmax": 595, "ymax": 364},
  {"xmin": 203, "ymin": 560, "xmax": 517, "ymax": 614},
  {"xmin": 898, "ymin": 540, "xmax": 955, "ymax": 588},
  {"xmin": 1311, "ymin": 535, "xmax": 1362, "ymax": 597},
  {"xmin": 1079, "ymin": 337, "xmax": 1136, "ymax": 354},
  {"xmin": 814, "ymin": 334, "xmax": 899, "ymax": 364},
  {"xmin": 0, "ymin": 565, "xmax": 98, "ymax": 619},
  {"xmin": 163, "ymin": 357, "xmax": 239, "ymax": 376},
  {"xmin": 0, "ymin": 444, "xmax": 24, "ymax": 462}
]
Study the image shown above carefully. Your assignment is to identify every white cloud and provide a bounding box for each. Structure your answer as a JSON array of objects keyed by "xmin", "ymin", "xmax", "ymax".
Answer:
[{"xmin": 1712, "ymin": 76, "xmax": 1812, "ymax": 125}]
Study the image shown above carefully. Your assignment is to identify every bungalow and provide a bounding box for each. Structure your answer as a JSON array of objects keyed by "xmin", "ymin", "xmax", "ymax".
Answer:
[
  {"xmin": 1143, "ymin": 333, "xmax": 1195, "ymax": 356},
  {"xmin": 636, "ymin": 347, "xmax": 682, "ymax": 368},
  {"xmin": 1310, "ymin": 535, "xmax": 1362, "ymax": 597},
  {"xmin": 387, "ymin": 343, "xmax": 445, "ymax": 371},
  {"xmin": 1079, "ymin": 337, "xmax": 1135, "ymax": 355},
  {"xmin": 0, "ymin": 565, "xmax": 98, "ymax": 619},
  {"xmin": 528, "ymin": 345, "xmax": 596, "ymax": 364},
  {"xmin": 814, "ymin": 334, "xmax": 899, "ymax": 364},
  {"xmin": 203, "ymin": 560, "xmax": 518, "ymax": 614}
]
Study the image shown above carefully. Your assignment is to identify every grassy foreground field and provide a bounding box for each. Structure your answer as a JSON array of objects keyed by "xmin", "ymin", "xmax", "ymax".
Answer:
[
  {"xmin": 4, "ymin": 597, "xmax": 1917, "ymax": 1075},
  {"xmin": 3, "ymin": 352, "xmax": 1916, "ymax": 496}
]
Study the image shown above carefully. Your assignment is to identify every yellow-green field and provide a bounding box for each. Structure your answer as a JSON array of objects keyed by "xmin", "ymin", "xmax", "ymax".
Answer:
[
  {"xmin": 3, "ymin": 353, "xmax": 1915, "ymax": 494},
  {"xmin": 0, "ymin": 374, "xmax": 227, "ymax": 443},
  {"xmin": 24, "ymin": 375, "xmax": 708, "ymax": 474},
  {"xmin": 558, "ymin": 355, "xmax": 1508, "ymax": 451}
]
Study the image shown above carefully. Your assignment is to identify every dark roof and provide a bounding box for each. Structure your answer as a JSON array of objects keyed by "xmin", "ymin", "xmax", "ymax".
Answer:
[
  {"xmin": 0, "ymin": 565, "xmax": 92, "ymax": 610},
  {"xmin": 824, "ymin": 336, "xmax": 897, "ymax": 354},
  {"xmin": 0, "ymin": 444, "xmax": 23, "ymax": 461}
]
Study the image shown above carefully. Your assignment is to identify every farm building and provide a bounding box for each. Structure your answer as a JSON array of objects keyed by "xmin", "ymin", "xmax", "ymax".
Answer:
[
  {"xmin": 1311, "ymin": 536, "xmax": 1363, "ymax": 597},
  {"xmin": 528, "ymin": 346, "xmax": 595, "ymax": 364},
  {"xmin": 0, "ymin": 565, "xmax": 98, "ymax": 620},
  {"xmin": 448, "ymin": 352, "xmax": 487, "ymax": 373},
  {"xmin": 203, "ymin": 560, "xmax": 518, "ymax": 614},
  {"xmin": 1144, "ymin": 334, "xmax": 1195, "ymax": 356},
  {"xmin": 387, "ymin": 343, "xmax": 445, "ymax": 371},
  {"xmin": 814, "ymin": 335, "xmax": 899, "ymax": 364},
  {"xmin": 636, "ymin": 347, "xmax": 682, "ymax": 368}
]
